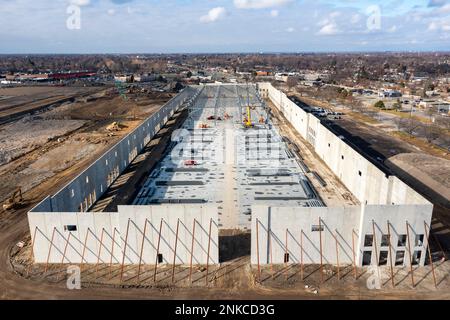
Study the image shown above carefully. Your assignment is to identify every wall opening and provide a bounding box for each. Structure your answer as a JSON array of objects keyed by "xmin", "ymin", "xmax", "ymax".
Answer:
[
  {"xmin": 397, "ymin": 235, "xmax": 407, "ymax": 247},
  {"xmin": 379, "ymin": 251, "xmax": 388, "ymax": 266},
  {"xmin": 64, "ymin": 225, "xmax": 77, "ymax": 232},
  {"xmin": 362, "ymin": 251, "xmax": 372, "ymax": 266},
  {"xmin": 284, "ymin": 253, "xmax": 290, "ymax": 263},
  {"xmin": 415, "ymin": 235, "xmax": 424, "ymax": 247},
  {"xmin": 381, "ymin": 235, "xmax": 390, "ymax": 247},
  {"xmin": 311, "ymin": 225, "xmax": 324, "ymax": 232},
  {"xmin": 158, "ymin": 254, "xmax": 163, "ymax": 264},
  {"xmin": 412, "ymin": 251, "xmax": 422, "ymax": 265},
  {"xmin": 364, "ymin": 235, "xmax": 374, "ymax": 247},
  {"xmin": 395, "ymin": 251, "xmax": 405, "ymax": 266}
]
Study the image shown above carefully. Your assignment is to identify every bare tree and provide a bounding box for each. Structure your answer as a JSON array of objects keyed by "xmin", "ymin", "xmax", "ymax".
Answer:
[{"xmin": 286, "ymin": 77, "xmax": 299, "ymax": 91}]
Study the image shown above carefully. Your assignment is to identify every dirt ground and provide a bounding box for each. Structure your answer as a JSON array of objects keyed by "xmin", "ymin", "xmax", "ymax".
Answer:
[
  {"xmin": 0, "ymin": 86, "xmax": 449, "ymax": 300},
  {"xmin": 4, "ymin": 228, "xmax": 450, "ymax": 300},
  {"xmin": 0, "ymin": 89, "xmax": 173, "ymax": 204},
  {"xmin": 0, "ymin": 86, "xmax": 98, "ymax": 111},
  {"xmin": 268, "ymin": 100, "xmax": 359, "ymax": 207},
  {"xmin": 292, "ymin": 90, "xmax": 450, "ymax": 222}
]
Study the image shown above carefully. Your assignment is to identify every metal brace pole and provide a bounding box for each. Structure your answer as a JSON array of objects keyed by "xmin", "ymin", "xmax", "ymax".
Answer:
[
  {"xmin": 44, "ymin": 227, "xmax": 57, "ymax": 274},
  {"xmin": 120, "ymin": 219, "xmax": 131, "ymax": 283},
  {"xmin": 171, "ymin": 219, "xmax": 180, "ymax": 283},
  {"xmin": 206, "ymin": 218, "xmax": 213, "ymax": 286},
  {"xmin": 424, "ymin": 221, "xmax": 437, "ymax": 288},
  {"xmin": 137, "ymin": 219, "xmax": 149, "ymax": 285},
  {"xmin": 153, "ymin": 218, "xmax": 164, "ymax": 283}
]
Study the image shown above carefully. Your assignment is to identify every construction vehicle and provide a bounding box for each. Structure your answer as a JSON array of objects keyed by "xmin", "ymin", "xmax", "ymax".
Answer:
[
  {"xmin": 243, "ymin": 105, "xmax": 254, "ymax": 128},
  {"xmin": 184, "ymin": 160, "xmax": 198, "ymax": 166},
  {"xmin": 106, "ymin": 122, "xmax": 123, "ymax": 132},
  {"xmin": 3, "ymin": 187, "xmax": 23, "ymax": 211},
  {"xmin": 259, "ymin": 115, "xmax": 265, "ymax": 124},
  {"xmin": 199, "ymin": 123, "xmax": 209, "ymax": 129}
]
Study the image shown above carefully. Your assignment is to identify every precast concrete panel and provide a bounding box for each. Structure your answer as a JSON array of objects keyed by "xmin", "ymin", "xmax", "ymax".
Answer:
[
  {"xmin": 30, "ymin": 87, "xmax": 199, "ymax": 214},
  {"xmin": 251, "ymin": 205, "xmax": 360, "ymax": 266},
  {"xmin": 29, "ymin": 205, "xmax": 219, "ymax": 265}
]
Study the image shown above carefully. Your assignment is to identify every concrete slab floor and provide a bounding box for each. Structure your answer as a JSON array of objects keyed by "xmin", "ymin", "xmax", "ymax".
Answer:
[{"xmin": 133, "ymin": 85, "xmax": 323, "ymax": 230}]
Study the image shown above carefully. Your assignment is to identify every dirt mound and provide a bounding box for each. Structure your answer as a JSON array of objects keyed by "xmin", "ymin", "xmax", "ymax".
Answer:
[{"xmin": 386, "ymin": 153, "xmax": 450, "ymax": 207}]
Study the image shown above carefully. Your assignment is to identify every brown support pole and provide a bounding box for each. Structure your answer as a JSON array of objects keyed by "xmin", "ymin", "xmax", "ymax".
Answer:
[
  {"xmin": 372, "ymin": 220, "xmax": 382, "ymax": 286},
  {"xmin": 424, "ymin": 221, "xmax": 437, "ymax": 288},
  {"xmin": 300, "ymin": 229, "xmax": 304, "ymax": 281},
  {"xmin": 205, "ymin": 218, "xmax": 213, "ymax": 286},
  {"xmin": 120, "ymin": 219, "xmax": 131, "ymax": 283},
  {"xmin": 61, "ymin": 232, "xmax": 71, "ymax": 264},
  {"xmin": 109, "ymin": 228, "xmax": 117, "ymax": 278},
  {"xmin": 95, "ymin": 228, "xmax": 105, "ymax": 277},
  {"xmin": 80, "ymin": 228, "xmax": 90, "ymax": 272},
  {"xmin": 352, "ymin": 229, "xmax": 357, "ymax": 279},
  {"xmin": 137, "ymin": 219, "xmax": 149, "ymax": 285},
  {"xmin": 319, "ymin": 218, "xmax": 324, "ymax": 283},
  {"xmin": 372, "ymin": 220, "xmax": 379, "ymax": 266},
  {"xmin": 430, "ymin": 228, "xmax": 446, "ymax": 262},
  {"xmin": 44, "ymin": 227, "xmax": 57, "ymax": 273},
  {"xmin": 153, "ymin": 218, "xmax": 164, "ymax": 283},
  {"xmin": 334, "ymin": 230, "xmax": 340, "ymax": 280},
  {"xmin": 27, "ymin": 227, "xmax": 38, "ymax": 277},
  {"xmin": 255, "ymin": 219, "xmax": 261, "ymax": 282},
  {"xmin": 405, "ymin": 221, "xmax": 415, "ymax": 288},
  {"xmin": 58, "ymin": 232, "xmax": 72, "ymax": 281},
  {"xmin": 171, "ymin": 219, "xmax": 180, "ymax": 283},
  {"xmin": 269, "ymin": 225, "xmax": 274, "ymax": 279},
  {"xmin": 284, "ymin": 228, "xmax": 289, "ymax": 280},
  {"xmin": 387, "ymin": 221, "xmax": 395, "ymax": 288},
  {"xmin": 189, "ymin": 219, "xmax": 197, "ymax": 284}
]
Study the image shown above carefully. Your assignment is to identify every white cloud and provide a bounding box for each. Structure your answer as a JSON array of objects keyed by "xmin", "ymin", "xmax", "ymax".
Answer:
[
  {"xmin": 286, "ymin": 27, "xmax": 295, "ymax": 32},
  {"xmin": 318, "ymin": 23, "xmax": 339, "ymax": 35},
  {"xmin": 200, "ymin": 7, "xmax": 226, "ymax": 23},
  {"xmin": 388, "ymin": 25, "xmax": 397, "ymax": 33},
  {"xmin": 428, "ymin": 20, "xmax": 450, "ymax": 31},
  {"xmin": 351, "ymin": 14, "xmax": 361, "ymax": 24},
  {"xmin": 234, "ymin": 0, "xmax": 292, "ymax": 9},
  {"xmin": 107, "ymin": 9, "xmax": 115, "ymax": 16},
  {"xmin": 70, "ymin": 0, "xmax": 90, "ymax": 6},
  {"xmin": 329, "ymin": 11, "xmax": 341, "ymax": 19},
  {"xmin": 438, "ymin": 4, "xmax": 450, "ymax": 13},
  {"xmin": 270, "ymin": 10, "xmax": 279, "ymax": 17}
]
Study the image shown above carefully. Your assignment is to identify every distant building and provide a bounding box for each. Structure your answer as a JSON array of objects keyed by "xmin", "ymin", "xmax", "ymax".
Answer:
[
  {"xmin": 134, "ymin": 74, "xmax": 158, "ymax": 82},
  {"xmin": 419, "ymin": 99, "xmax": 450, "ymax": 114},
  {"xmin": 378, "ymin": 89, "xmax": 402, "ymax": 98},
  {"xmin": 256, "ymin": 71, "xmax": 270, "ymax": 77},
  {"xmin": 114, "ymin": 74, "xmax": 134, "ymax": 83}
]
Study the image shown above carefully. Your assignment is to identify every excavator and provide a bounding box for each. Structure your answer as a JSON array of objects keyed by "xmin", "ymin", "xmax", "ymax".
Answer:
[{"xmin": 3, "ymin": 187, "xmax": 23, "ymax": 211}]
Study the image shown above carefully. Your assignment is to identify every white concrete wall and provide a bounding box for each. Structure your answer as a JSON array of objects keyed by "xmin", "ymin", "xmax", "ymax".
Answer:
[
  {"xmin": 28, "ymin": 205, "xmax": 219, "ymax": 265},
  {"xmin": 255, "ymin": 83, "xmax": 434, "ymax": 267},
  {"xmin": 251, "ymin": 204, "xmax": 433, "ymax": 267},
  {"xmin": 258, "ymin": 82, "xmax": 431, "ymax": 207},
  {"xmin": 251, "ymin": 205, "xmax": 360, "ymax": 266}
]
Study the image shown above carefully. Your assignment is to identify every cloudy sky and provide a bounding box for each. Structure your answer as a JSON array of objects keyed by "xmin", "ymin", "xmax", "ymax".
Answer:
[{"xmin": 0, "ymin": 0, "xmax": 450, "ymax": 53}]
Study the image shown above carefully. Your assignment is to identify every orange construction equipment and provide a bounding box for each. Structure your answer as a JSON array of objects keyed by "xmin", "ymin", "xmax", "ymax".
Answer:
[
  {"xmin": 199, "ymin": 123, "xmax": 209, "ymax": 129},
  {"xmin": 184, "ymin": 160, "xmax": 198, "ymax": 166},
  {"xmin": 3, "ymin": 187, "xmax": 23, "ymax": 210}
]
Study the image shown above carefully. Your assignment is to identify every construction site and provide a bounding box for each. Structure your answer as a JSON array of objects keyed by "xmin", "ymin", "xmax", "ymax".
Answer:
[{"xmin": 1, "ymin": 83, "xmax": 449, "ymax": 300}]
